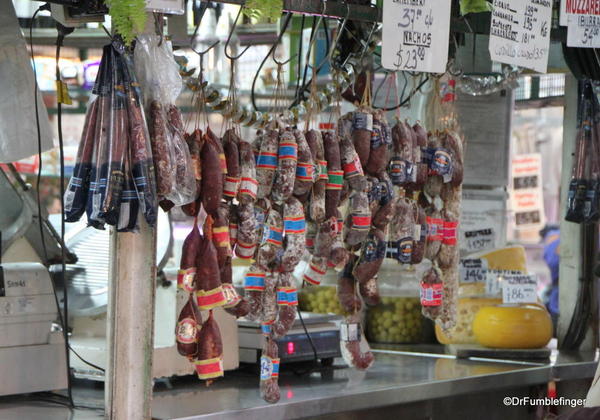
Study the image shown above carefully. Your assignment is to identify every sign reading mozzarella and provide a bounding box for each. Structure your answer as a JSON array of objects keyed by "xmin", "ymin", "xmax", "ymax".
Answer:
[
  {"xmin": 488, "ymin": 0, "xmax": 552, "ymax": 73},
  {"xmin": 381, "ymin": 0, "xmax": 451, "ymax": 73},
  {"xmin": 566, "ymin": 0, "xmax": 600, "ymax": 47}
]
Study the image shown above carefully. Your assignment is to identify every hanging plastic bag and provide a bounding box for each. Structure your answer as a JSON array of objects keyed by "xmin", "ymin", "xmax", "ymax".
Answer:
[{"xmin": 134, "ymin": 34, "xmax": 196, "ymax": 207}]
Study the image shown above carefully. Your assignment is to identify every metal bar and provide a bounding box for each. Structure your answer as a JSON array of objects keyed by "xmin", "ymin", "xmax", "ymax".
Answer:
[
  {"xmin": 209, "ymin": 0, "xmax": 382, "ymax": 23},
  {"xmin": 106, "ymin": 218, "xmax": 157, "ymax": 419}
]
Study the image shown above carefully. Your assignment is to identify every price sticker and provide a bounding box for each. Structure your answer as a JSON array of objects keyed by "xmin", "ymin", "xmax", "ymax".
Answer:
[
  {"xmin": 381, "ymin": 0, "xmax": 451, "ymax": 73},
  {"xmin": 459, "ymin": 258, "xmax": 489, "ymax": 283},
  {"xmin": 501, "ymin": 274, "xmax": 538, "ymax": 304},
  {"xmin": 488, "ymin": 0, "xmax": 552, "ymax": 73},
  {"xmin": 463, "ymin": 228, "xmax": 496, "ymax": 253}
]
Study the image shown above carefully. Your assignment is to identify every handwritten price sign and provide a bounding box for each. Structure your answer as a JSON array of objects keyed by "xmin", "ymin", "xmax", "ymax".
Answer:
[
  {"xmin": 382, "ymin": 0, "xmax": 451, "ymax": 73},
  {"xmin": 501, "ymin": 274, "xmax": 538, "ymax": 304}
]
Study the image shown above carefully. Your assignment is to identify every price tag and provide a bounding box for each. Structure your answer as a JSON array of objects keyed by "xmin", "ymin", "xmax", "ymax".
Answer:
[
  {"xmin": 488, "ymin": 0, "xmax": 552, "ymax": 73},
  {"xmin": 463, "ymin": 228, "xmax": 496, "ymax": 253},
  {"xmin": 381, "ymin": 0, "xmax": 451, "ymax": 73},
  {"xmin": 501, "ymin": 274, "xmax": 538, "ymax": 304},
  {"xmin": 567, "ymin": 13, "xmax": 600, "ymax": 48},
  {"xmin": 459, "ymin": 258, "xmax": 489, "ymax": 283}
]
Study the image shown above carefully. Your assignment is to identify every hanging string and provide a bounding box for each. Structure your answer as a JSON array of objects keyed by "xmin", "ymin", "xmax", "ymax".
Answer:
[{"xmin": 360, "ymin": 70, "xmax": 372, "ymax": 109}]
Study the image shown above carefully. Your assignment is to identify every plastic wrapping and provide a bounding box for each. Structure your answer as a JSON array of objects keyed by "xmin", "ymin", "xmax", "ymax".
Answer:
[
  {"xmin": 66, "ymin": 43, "xmax": 158, "ymax": 231},
  {"xmin": 134, "ymin": 34, "xmax": 196, "ymax": 207}
]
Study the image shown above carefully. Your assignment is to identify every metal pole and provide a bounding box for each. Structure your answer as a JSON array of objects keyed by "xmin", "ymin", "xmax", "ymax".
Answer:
[{"xmin": 105, "ymin": 216, "xmax": 157, "ymax": 419}]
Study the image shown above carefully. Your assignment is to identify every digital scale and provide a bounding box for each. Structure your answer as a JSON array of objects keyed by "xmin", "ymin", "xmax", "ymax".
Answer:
[{"xmin": 238, "ymin": 312, "xmax": 342, "ymax": 364}]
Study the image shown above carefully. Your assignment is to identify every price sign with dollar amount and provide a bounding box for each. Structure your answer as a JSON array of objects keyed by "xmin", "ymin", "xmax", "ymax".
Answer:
[
  {"xmin": 381, "ymin": 0, "xmax": 451, "ymax": 73},
  {"xmin": 501, "ymin": 274, "xmax": 538, "ymax": 304}
]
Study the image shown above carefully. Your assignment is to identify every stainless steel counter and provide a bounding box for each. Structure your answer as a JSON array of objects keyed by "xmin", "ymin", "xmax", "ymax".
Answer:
[{"xmin": 0, "ymin": 348, "xmax": 596, "ymax": 420}]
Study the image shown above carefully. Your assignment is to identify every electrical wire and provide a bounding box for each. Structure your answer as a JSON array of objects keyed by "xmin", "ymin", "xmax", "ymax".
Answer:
[
  {"xmin": 294, "ymin": 15, "xmax": 305, "ymax": 103},
  {"xmin": 373, "ymin": 75, "xmax": 430, "ymax": 111}
]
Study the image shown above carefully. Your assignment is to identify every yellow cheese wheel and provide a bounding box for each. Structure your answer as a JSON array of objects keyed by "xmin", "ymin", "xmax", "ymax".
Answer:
[
  {"xmin": 435, "ymin": 297, "xmax": 503, "ymax": 345},
  {"xmin": 472, "ymin": 304, "xmax": 552, "ymax": 349}
]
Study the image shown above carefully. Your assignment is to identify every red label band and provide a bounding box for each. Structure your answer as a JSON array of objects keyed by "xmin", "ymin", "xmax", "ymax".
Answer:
[
  {"xmin": 442, "ymin": 221, "xmax": 459, "ymax": 245},
  {"xmin": 195, "ymin": 357, "xmax": 224, "ymax": 380},
  {"xmin": 213, "ymin": 227, "xmax": 231, "ymax": 249},
  {"xmin": 352, "ymin": 215, "xmax": 372, "ymax": 229},
  {"xmin": 343, "ymin": 155, "xmax": 364, "ymax": 178},
  {"xmin": 235, "ymin": 241, "xmax": 257, "ymax": 259},
  {"xmin": 196, "ymin": 286, "xmax": 226, "ymax": 310},
  {"xmin": 426, "ymin": 217, "xmax": 443, "ymax": 242},
  {"xmin": 420, "ymin": 282, "xmax": 443, "ymax": 307}
]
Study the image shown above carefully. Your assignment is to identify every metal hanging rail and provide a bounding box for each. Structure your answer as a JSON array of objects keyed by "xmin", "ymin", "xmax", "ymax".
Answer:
[{"xmin": 208, "ymin": 0, "xmax": 382, "ymax": 23}]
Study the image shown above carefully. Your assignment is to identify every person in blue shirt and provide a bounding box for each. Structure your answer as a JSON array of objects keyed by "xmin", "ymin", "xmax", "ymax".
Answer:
[{"xmin": 541, "ymin": 224, "xmax": 560, "ymax": 329}]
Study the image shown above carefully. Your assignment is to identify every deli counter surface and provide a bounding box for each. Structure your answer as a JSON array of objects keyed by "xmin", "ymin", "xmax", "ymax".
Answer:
[{"xmin": 0, "ymin": 346, "xmax": 595, "ymax": 420}]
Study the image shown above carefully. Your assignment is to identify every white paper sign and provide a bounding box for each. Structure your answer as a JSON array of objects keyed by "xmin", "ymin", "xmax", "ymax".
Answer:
[
  {"xmin": 501, "ymin": 274, "xmax": 538, "ymax": 304},
  {"xmin": 463, "ymin": 228, "xmax": 496, "ymax": 253},
  {"xmin": 567, "ymin": 13, "xmax": 600, "ymax": 48},
  {"xmin": 488, "ymin": 0, "xmax": 552, "ymax": 73},
  {"xmin": 485, "ymin": 270, "xmax": 524, "ymax": 296},
  {"xmin": 146, "ymin": 0, "xmax": 184, "ymax": 14},
  {"xmin": 381, "ymin": 0, "xmax": 451, "ymax": 73},
  {"xmin": 459, "ymin": 258, "xmax": 489, "ymax": 283}
]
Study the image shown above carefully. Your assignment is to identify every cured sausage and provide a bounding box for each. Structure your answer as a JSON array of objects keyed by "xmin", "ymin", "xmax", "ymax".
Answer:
[
  {"xmin": 340, "ymin": 313, "xmax": 374, "ymax": 370},
  {"xmin": 339, "ymin": 119, "xmax": 366, "ymax": 192},
  {"xmin": 201, "ymin": 131, "xmax": 224, "ymax": 216},
  {"xmin": 149, "ymin": 100, "xmax": 174, "ymax": 197},
  {"xmin": 261, "ymin": 272, "xmax": 278, "ymax": 324},
  {"xmin": 235, "ymin": 202, "xmax": 258, "ymax": 259},
  {"xmin": 424, "ymin": 208, "xmax": 443, "ymax": 261},
  {"xmin": 244, "ymin": 265, "xmax": 266, "ymax": 321},
  {"xmin": 412, "ymin": 122, "xmax": 428, "ymax": 188},
  {"xmin": 195, "ymin": 217, "xmax": 226, "ymax": 310},
  {"xmin": 359, "ymin": 277, "xmax": 381, "ymax": 306},
  {"xmin": 337, "ymin": 259, "xmax": 361, "ymax": 313},
  {"xmin": 437, "ymin": 208, "xmax": 459, "ymax": 269},
  {"xmin": 303, "ymin": 256, "xmax": 328, "ymax": 286},
  {"xmin": 178, "ymin": 219, "xmax": 201, "ymax": 293},
  {"xmin": 271, "ymin": 272, "xmax": 298, "ymax": 339},
  {"xmin": 411, "ymin": 202, "xmax": 427, "ymax": 264},
  {"xmin": 314, "ymin": 217, "xmax": 337, "ymax": 258},
  {"xmin": 365, "ymin": 110, "xmax": 391, "ymax": 176},
  {"xmin": 272, "ymin": 129, "xmax": 298, "ymax": 204},
  {"xmin": 176, "ymin": 295, "xmax": 201, "ymax": 358},
  {"xmin": 256, "ymin": 208, "xmax": 283, "ymax": 271},
  {"xmin": 344, "ymin": 191, "xmax": 371, "ymax": 246},
  {"xmin": 293, "ymin": 129, "xmax": 315, "ymax": 198},
  {"xmin": 352, "ymin": 109, "xmax": 373, "ymax": 167},
  {"xmin": 443, "ymin": 131, "xmax": 464, "ymax": 187},
  {"xmin": 306, "ymin": 129, "xmax": 326, "ymax": 222},
  {"xmin": 323, "ymin": 131, "xmax": 343, "ymax": 219},
  {"xmin": 280, "ymin": 197, "xmax": 306, "ymax": 272},
  {"xmin": 223, "ymin": 129, "xmax": 241, "ymax": 200},
  {"xmin": 212, "ymin": 204, "xmax": 232, "ymax": 268},
  {"xmin": 238, "ymin": 139, "xmax": 259, "ymax": 205},
  {"xmin": 352, "ymin": 228, "xmax": 387, "ymax": 284},
  {"xmin": 256, "ymin": 129, "xmax": 279, "ymax": 199},
  {"xmin": 421, "ymin": 265, "xmax": 443, "ymax": 320},
  {"xmin": 388, "ymin": 197, "xmax": 415, "ymax": 264},
  {"xmin": 194, "ymin": 310, "xmax": 224, "ymax": 384},
  {"xmin": 329, "ymin": 211, "xmax": 349, "ymax": 271},
  {"xmin": 259, "ymin": 337, "xmax": 280, "ymax": 403}
]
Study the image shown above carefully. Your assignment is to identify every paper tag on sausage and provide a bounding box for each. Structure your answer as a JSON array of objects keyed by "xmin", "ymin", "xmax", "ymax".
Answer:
[
  {"xmin": 353, "ymin": 112, "xmax": 373, "ymax": 131},
  {"xmin": 176, "ymin": 318, "xmax": 197, "ymax": 344},
  {"xmin": 340, "ymin": 322, "xmax": 361, "ymax": 342}
]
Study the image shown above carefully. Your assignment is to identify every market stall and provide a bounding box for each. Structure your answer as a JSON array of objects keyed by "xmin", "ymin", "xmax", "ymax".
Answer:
[{"xmin": 1, "ymin": 0, "xmax": 600, "ymax": 419}]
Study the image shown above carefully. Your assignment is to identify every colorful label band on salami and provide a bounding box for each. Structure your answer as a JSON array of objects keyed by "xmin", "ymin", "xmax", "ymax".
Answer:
[
  {"xmin": 177, "ymin": 267, "xmax": 196, "ymax": 292},
  {"xmin": 426, "ymin": 217, "xmax": 443, "ymax": 242},
  {"xmin": 213, "ymin": 226, "xmax": 231, "ymax": 249},
  {"xmin": 420, "ymin": 282, "xmax": 443, "ymax": 307},
  {"xmin": 196, "ymin": 286, "xmax": 226, "ymax": 310},
  {"xmin": 442, "ymin": 221, "xmax": 459, "ymax": 245},
  {"xmin": 261, "ymin": 320, "xmax": 274, "ymax": 336},
  {"xmin": 239, "ymin": 177, "xmax": 258, "ymax": 199},
  {"xmin": 266, "ymin": 226, "xmax": 283, "ymax": 246},
  {"xmin": 351, "ymin": 214, "xmax": 372, "ymax": 231},
  {"xmin": 343, "ymin": 155, "xmax": 364, "ymax": 179},
  {"xmin": 430, "ymin": 148, "xmax": 452, "ymax": 176},
  {"xmin": 222, "ymin": 283, "xmax": 242, "ymax": 308},
  {"xmin": 284, "ymin": 216, "xmax": 306, "ymax": 234},
  {"xmin": 219, "ymin": 153, "xmax": 227, "ymax": 174},
  {"xmin": 303, "ymin": 262, "xmax": 326, "ymax": 285},
  {"xmin": 235, "ymin": 240, "xmax": 257, "ymax": 258},
  {"xmin": 223, "ymin": 176, "xmax": 241, "ymax": 198},
  {"xmin": 176, "ymin": 318, "xmax": 197, "ymax": 344},
  {"xmin": 398, "ymin": 237, "xmax": 413, "ymax": 264},
  {"xmin": 296, "ymin": 163, "xmax": 315, "ymax": 181},
  {"xmin": 318, "ymin": 160, "xmax": 328, "ymax": 180},
  {"xmin": 389, "ymin": 158, "xmax": 408, "ymax": 185},
  {"xmin": 195, "ymin": 357, "xmax": 224, "ymax": 380},
  {"xmin": 244, "ymin": 272, "xmax": 266, "ymax": 291},
  {"xmin": 278, "ymin": 143, "xmax": 298, "ymax": 160},
  {"xmin": 276, "ymin": 287, "xmax": 288, "ymax": 305},
  {"xmin": 326, "ymin": 170, "xmax": 344, "ymax": 190},
  {"xmin": 260, "ymin": 356, "xmax": 280, "ymax": 380},
  {"xmin": 257, "ymin": 152, "xmax": 278, "ymax": 169},
  {"xmin": 286, "ymin": 288, "xmax": 298, "ymax": 306},
  {"xmin": 229, "ymin": 223, "xmax": 238, "ymax": 246}
]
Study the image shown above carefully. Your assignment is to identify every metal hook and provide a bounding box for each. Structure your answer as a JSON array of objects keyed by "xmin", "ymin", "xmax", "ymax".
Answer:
[
  {"xmin": 310, "ymin": 1, "xmax": 350, "ymax": 71},
  {"xmin": 224, "ymin": 6, "xmax": 251, "ymax": 60},
  {"xmin": 358, "ymin": 21, "xmax": 379, "ymax": 61}
]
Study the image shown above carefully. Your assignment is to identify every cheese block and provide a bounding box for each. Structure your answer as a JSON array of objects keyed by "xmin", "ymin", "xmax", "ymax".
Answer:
[
  {"xmin": 435, "ymin": 297, "xmax": 502, "ymax": 345},
  {"xmin": 472, "ymin": 304, "xmax": 552, "ymax": 349}
]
